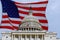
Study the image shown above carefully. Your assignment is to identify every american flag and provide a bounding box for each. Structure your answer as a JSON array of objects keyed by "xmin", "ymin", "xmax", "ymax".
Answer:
[{"xmin": 0, "ymin": 0, "xmax": 48, "ymax": 30}]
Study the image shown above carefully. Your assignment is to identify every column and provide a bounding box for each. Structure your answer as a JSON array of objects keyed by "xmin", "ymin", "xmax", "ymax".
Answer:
[
  {"xmin": 42, "ymin": 35, "xmax": 43, "ymax": 40},
  {"xmin": 25, "ymin": 35, "xmax": 27, "ymax": 40},
  {"xmin": 30, "ymin": 35, "xmax": 32, "ymax": 40},
  {"xmin": 36, "ymin": 35, "xmax": 38, "ymax": 40},
  {"xmin": 13, "ymin": 35, "xmax": 14, "ymax": 40},
  {"xmin": 14, "ymin": 35, "xmax": 15, "ymax": 40},
  {"xmin": 20, "ymin": 35, "xmax": 22, "ymax": 40},
  {"xmin": 35, "ymin": 35, "xmax": 36, "ymax": 40},
  {"xmin": 12, "ymin": 35, "xmax": 13, "ymax": 40},
  {"xmin": 19, "ymin": 35, "xmax": 20, "ymax": 40}
]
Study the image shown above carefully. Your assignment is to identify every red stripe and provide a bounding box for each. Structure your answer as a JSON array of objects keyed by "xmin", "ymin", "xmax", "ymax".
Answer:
[
  {"xmin": 2, "ymin": 20, "xmax": 21, "ymax": 24},
  {"xmin": 14, "ymin": 1, "xmax": 48, "ymax": 4},
  {"xmin": 2, "ymin": 21, "xmax": 10, "ymax": 23},
  {"xmin": 0, "ymin": 26, "xmax": 14, "ymax": 30},
  {"xmin": 19, "ymin": 16, "xmax": 24, "ymax": 19},
  {"xmin": 18, "ymin": 10, "xmax": 29, "ymax": 15},
  {"xmin": 9, "ymin": 20, "xmax": 21, "ymax": 24},
  {"xmin": 39, "ymin": 20, "xmax": 48, "ymax": 23},
  {"xmin": 32, "ymin": 7, "xmax": 46, "ymax": 11},
  {"xmin": 2, "ymin": 15, "xmax": 8, "ymax": 18},
  {"xmin": 17, "ymin": 5, "xmax": 46, "ymax": 11},
  {"xmin": 41, "ymin": 26, "xmax": 48, "ymax": 30},
  {"xmin": 18, "ymin": 10, "xmax": 46, "ymax": 17},
  {"xmin": 33, "ymin": 13, "xmax": 46, "ymax": 17},
  {"xmin": 30, "ymin": 1, "xmax": 48, "ymax": 4},
  {"xmin": 17, "ymin": 5, "xmax": 30, "ymax": 10}
]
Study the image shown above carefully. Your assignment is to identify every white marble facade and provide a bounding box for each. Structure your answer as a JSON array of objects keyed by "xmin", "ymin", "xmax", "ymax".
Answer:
[{"xmin": 1, "ymin": 30, "xmax": 60, "ymax": 40}]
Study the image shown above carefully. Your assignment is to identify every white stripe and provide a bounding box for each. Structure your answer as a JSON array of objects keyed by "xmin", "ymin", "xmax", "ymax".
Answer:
[
  {"xmin": 40, "ymin": 23, "xmax": 48, "ymax": 26},
  {"xmin": 1, "ymin": 23, "xmax": 12, "ymax": 26},
  {"xmin": 16, "ymin": 4, "xmax": 47, "ymax": 7},
  {"xmin": 14, "ymin": 0, "xmax": 47, "ymax": 3},
  {"xmin": 18, "ymin": 8, "xmax": 45, "ymax": 13},
  {"xmin": 19, "ymin": 13, "xmax": 28, "ymax": 17},
  {"xmin": 2, "ymin": 18, "xmax": 22, "ymax": 21},
  {"xmin": 34, "ymin": 16, "xmax": 46, "ymax": 20},
  {"xmin": 1, "ymin": 21, "xmax": 19, "ymax": 27},
  {"xmin": 31, "ymin": 4, "xmax": 47, "ymax": 7},
  {"xmin": 10, "ymin": 23, "xmax": 19, "ymax": 27},
  {"xmin": 2, "ymin": 13, "xmax": 8, "ymax": 15},
  {"xmin": 2, "ymin": 18, "xmax": 9, "ymax": 21},
  {"xmin": 1, "ymin": 23, "xmax": 19, "ymax": 27},
  {"xmin": 9, "ymin": 18, "xmax": 22, "ymax": 21}
]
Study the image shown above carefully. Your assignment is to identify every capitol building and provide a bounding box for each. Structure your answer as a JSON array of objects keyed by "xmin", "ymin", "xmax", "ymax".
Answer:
[{"xmin": 1, "ymin": 8, "xmax": 60, "ymax": 40}]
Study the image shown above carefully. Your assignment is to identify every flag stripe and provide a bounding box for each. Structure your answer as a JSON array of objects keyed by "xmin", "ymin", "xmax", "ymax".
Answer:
[
  {"xmin": 2, "ymin": 21, "xmax": 21, "ymax": 24},
  {"xmin": 2, "ymin": 18, "xmax": 22, "ymax": 21},
  {"xmin": 14, "ymin": 1, "xmax": 48, "ymax": 4},
  {"xmin": 41, "ymin": 26, "xmax": 48, "ymax": 30},
  {"xmin": 40, "ymin": 23, "xmax": 48, "ymax": 26},
  {"xmin": 2, "ymin": 15, "xmax": 8, "ymax": 18},
  {"xmin": 9, "ymin": 18, "xmax": 22, "ymax": 21},
  {"xmin": 2, "ymin": 21, "xmax": 10, "ymax": 23},
  {"xmin": 19, "ymin": 16, "xmax": 24, "ymax": 19},
  {"xmin": 18, "ymin": 10, "xmax": 29, "ymax": 15},
  {"xmin": 17, "ymin": 5, "xmax": 46, "ymax": 11},
  {"xmin": 16, "ymin": 4, "xmax": 47, "ymax": 7},
  {"xmin": 0, "ymin": 26, "xmax": 14, "ymax": 30},
  {"xmin": 18, "ymin": 8, "xmax": 45, "ymax": 13},
  {"xmin": 33, "ymin": 13, "xmax": 46, "ymax": 17},
  {"xmin": 39, "ymin": 20, "xmax": 48, "ymax": 23}
]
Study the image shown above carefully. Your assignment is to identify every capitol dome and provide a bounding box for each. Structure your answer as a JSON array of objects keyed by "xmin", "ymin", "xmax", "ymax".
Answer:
[{"xmin": 19, "ymin": 8, "xmax": 42, "ymax": 31}]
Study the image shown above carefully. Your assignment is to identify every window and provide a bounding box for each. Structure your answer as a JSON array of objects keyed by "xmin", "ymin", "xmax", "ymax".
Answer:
[{"xmin": 6, "ymin": 36, "xmax": 8, "ymax": 38}]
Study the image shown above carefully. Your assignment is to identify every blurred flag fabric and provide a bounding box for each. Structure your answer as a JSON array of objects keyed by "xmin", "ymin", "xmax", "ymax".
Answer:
[{"xmin": 0, "ymin": 0, "xmax": 48, "ymax": 30}]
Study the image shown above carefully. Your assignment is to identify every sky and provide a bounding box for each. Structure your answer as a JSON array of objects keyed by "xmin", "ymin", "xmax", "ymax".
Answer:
[{"xmin": 0, "ymin": 0, "xmax": 60, "ymax": 38}]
